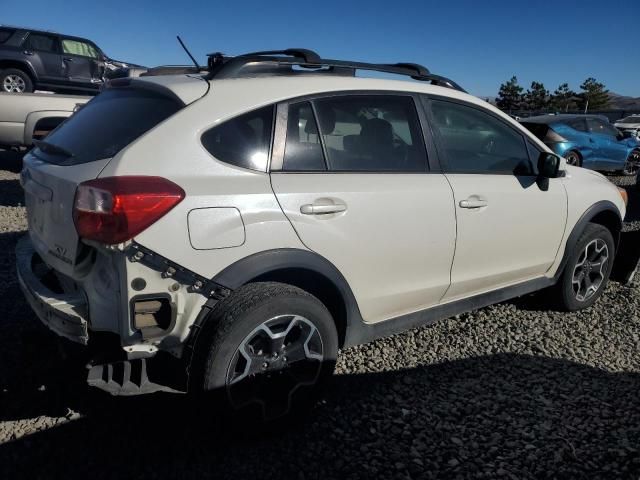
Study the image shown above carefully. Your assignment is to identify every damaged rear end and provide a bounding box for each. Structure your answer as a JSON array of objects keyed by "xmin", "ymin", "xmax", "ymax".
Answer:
[{"xmin": 17, "ymin": 75, "xmax": 209, "ymax": 394}]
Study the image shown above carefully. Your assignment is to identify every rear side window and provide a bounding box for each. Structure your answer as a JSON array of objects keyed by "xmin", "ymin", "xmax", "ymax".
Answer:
[
  {"xmin": 0, "ymin": 28, "xmax": 14, "ymax": 44},
  {"xmin": 25, "ymin": 33, "xmax": 58, "ymax": 53},
  {"xmin": 283, "ymin": 102, "xmax": 326, "ymax": 171},
  {"xmin": 283, "ymin": 95, "xmax": 427, "ymax": 172},
  {"xmin": 521, "ymin": 122, "xmax": 549, "ymax": 141},
  {"xmin": 201, "ymin": 106, "xmax": 274, "ymax": 172},
  {"xmin": 567, "ymin": 118, "xmax": 587, "ymax": 132},
  {"xmin": 431, "ymin": 100, "xmax": 534, "ymax": 175},
  {"xmin": 32, "ymin": 88, "xmax": 182, "ymax": 166}
]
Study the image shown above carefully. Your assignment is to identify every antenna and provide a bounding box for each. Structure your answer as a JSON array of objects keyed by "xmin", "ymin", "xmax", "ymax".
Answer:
[{"xmin": 176, "ymin": 35, "xmax": 201, "ymax": 71}]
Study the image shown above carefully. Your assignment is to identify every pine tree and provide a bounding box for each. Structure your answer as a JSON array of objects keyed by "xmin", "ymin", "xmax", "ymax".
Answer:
[
  {"xmin": 580, "ymin": 78, "xmax": 609, "ymax": 111},
  {"xmin": 550, "ymin": 83, "xmax": 579, "ymax": 112},
  {"xmin": 524, "ymin": 81, "xmax": 549, "ymax": 111},
  {"xmin": 496, "ymin": 76, "xmax": 524, "ymax": 113}
]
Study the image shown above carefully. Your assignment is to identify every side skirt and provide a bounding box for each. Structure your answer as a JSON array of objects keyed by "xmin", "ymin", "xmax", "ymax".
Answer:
[{"xmin": 344, "ymin": 276, "xmax": 555, "ymax": 347}]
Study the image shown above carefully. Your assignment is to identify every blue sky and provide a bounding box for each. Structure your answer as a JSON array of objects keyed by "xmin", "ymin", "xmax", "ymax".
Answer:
[{"xmin": 4, "ymin": 0, "xmax": 639, "ymax": 97}]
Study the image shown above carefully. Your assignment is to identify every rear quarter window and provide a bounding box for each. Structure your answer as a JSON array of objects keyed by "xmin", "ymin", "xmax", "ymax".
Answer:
[
  {"xmin": 201, "ymin": 106, "xmax": 275, "ymax": 172},
  {"xmin": 32, "ymin": 87, "xmax": 182, "ymax": 166}
]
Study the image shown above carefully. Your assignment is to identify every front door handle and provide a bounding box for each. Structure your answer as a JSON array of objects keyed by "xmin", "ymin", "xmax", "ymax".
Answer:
[
  {"xmin": 300, "ymin": 202, "xmax": 347, "ymax": 215},
  {"xmin": 459, "ymin": 197, "xmax": 488, "ymax": 209},
  {"xmin": 63, "ymin": 57, "xmax": 74, "ymax": 62}
]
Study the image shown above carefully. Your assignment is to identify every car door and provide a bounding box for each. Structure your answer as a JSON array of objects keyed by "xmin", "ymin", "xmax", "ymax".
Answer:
[
  {"xmin": 60, "ymin": 38, "xmax": 102, "ymax": 86},
  {"xmin": 270, "ymin": 93, "xmax": 456, "ymax": 324},
  {"xmin": 586, "ymin": 118, "xmax": 627, "ymax": 170},
  {"xmin": 425, "ymin": 97, "xmax": 567, "ymax": 302},
  {"xmin": 22, "ymin": 32, "xmax": 64, "ymax": 83}
]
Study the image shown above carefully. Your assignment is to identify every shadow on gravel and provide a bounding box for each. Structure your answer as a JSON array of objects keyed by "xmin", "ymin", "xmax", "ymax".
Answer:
[
  {"xmin": 0, "ymin": 149, "xmax": 24, "ymax": 174},
  {"xmin": 0, "ymin": 179, "xmax": 24, "ymax": 207},
  {"xmin": 623, "ymin": 183, "xmax": 640, "ymax": 224},
  {"xmin": 0, "ymin": 352, "xmax": 638, "ymax": 480}
]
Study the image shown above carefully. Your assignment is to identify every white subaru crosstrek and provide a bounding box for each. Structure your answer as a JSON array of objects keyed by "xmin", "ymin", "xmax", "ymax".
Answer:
[{"xmin": 17, "ymin": 49, "xmax": 628, "ymax": 419}]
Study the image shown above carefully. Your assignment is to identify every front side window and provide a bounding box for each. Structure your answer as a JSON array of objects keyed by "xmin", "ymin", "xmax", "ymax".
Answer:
[
  {"xmin": 62, "ymin": 39, "xmax": 99, "ymax": 58},
  {"xmin": 430, "ymin": 100, "xmax": 534, "ymax": 175},
  {"xmin": 201, "ymin": 106, "xmax": 274, "ymax": 172},
  {"xmin": 587, "ymin": 118, "xmax": 618, "ymax": 137},
  {"xmin": 25, "ymin": 33, "xmax": 58, "ymax": 53}
]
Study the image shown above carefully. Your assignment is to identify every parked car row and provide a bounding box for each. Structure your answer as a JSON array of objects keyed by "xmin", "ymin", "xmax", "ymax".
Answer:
[
  {"xmin": 0, "ymin": 25, "xmax": 141, "ymax": 95},
  {"xmin": 520, "ymin": 114, "xmax": 640, "ymax": 176}
]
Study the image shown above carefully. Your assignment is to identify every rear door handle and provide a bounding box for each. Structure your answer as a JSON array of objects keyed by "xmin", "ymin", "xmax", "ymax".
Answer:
[
  {"xmin": 300, "ymin": 202, "xmax": 347, "ymax": 215},
  {"xmin": 459, "ymin": 198, "xmax": 488, "ymax": 209}
]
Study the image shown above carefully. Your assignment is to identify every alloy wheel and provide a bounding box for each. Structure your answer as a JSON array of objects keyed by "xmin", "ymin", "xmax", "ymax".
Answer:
[
  {"xmin": 226, "ymin": 314, "xmax": 324, "ymax": 419},
  {"xmin": 571, "ymin": 238, "xmax": 609, "ymax": 302},
  {"xmin": 2, "ymin": 74, "xmax": 26, "ymax": 93},
  {"xmin": 623, "ymin": 150, "xmax": 640, "ymax": 176},
  {"xmin": 565, "ymin": 152, "xmax": 580, "ymax": 166}
]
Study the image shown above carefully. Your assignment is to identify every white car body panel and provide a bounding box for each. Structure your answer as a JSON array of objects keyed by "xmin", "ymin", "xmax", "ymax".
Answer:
[
  {"xmin": 441, "ymin": 173, "xmax": 567, "ymax": 302},
  {"xmin": 271, "ymin": 172, "xmax": 456, "ymax": 323},
  {"xmin": 16, "ymin": 72, "xmax": 627, "ymax": 363}
]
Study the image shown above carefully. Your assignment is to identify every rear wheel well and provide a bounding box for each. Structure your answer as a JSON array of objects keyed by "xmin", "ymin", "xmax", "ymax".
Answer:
[
  {"xmin": 250, "ymin": 268, "xmax": 348, "ymax": 347},
  {"xmin": 0, "ymin": 61, "xmax": 35, "ymax": 83}
]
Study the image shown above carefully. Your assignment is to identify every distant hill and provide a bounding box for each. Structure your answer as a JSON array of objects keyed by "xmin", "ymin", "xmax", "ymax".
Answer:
[{"xmin": 608, "ymin": 93, "xmax": 640, "ymax": 110}]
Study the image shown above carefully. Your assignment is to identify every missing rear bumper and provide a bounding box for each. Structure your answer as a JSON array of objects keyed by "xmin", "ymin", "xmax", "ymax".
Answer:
[{"xmin": 16, "ymin": 236, "xmax": 89, "ymax": 345}]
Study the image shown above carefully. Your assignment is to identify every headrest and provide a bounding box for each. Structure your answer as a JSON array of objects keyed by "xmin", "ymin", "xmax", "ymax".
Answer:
[
  {"xmin": 314, "ymin": 104, "xmax": 336, "ymax": 135},
  {"xmin": 360, "ymin": 118, "xmax": 393, "ymax": 144}
]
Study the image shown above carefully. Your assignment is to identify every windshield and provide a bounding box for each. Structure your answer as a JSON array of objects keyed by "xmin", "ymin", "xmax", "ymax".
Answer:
[
  {"xmin": 618, "ymin": 116, "xmax": 640, "ymax": 124},
  {"xmin": 32, "ymin": 88, "xmax": 182, "ymax": 166}
]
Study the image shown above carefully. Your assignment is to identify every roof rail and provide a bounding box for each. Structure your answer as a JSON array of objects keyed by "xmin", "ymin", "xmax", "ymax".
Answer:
[{"xmin": 204, "ymin": 49, "xmax": 465, "ymax": 92}]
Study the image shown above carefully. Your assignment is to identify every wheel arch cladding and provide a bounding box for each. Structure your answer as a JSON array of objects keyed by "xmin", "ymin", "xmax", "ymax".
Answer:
[
  {"xmin": 0, "ymin": 60, "xmax": 36, "ymax": 82},
  {"xmin": 211, "ymin": 249, "xmax": 364, "ymax": 348},
  {"xmin": 557, "ymin": 200, "xmax": 622, "ymax": 280}
]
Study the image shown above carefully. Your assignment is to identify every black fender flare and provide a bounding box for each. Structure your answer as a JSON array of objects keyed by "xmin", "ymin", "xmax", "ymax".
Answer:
[
  {"xmin": 553, "ymin": 200, "xmax": 622, "ymax": 281},
  {"xmin": 0, "ymin": 59, "xmax": 38, "ymax": 82},
  {"xmin": 211, "ymin": 248, "xmax": 364, "ymax": 339}
]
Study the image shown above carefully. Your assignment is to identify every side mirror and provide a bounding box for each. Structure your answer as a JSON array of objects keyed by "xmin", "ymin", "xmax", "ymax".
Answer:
[{"xmin": 538, "ymin": 152, "xmax": 561, "ymax": 178}]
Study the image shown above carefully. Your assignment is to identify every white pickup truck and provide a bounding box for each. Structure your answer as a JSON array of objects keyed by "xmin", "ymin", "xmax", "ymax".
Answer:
[{"xmin": 0, "ymin": 92, "xmax": 90, "ymax": 148}]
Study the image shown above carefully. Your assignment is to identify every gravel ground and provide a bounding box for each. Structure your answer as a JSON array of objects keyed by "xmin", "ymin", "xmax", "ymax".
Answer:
[{"xmin": 0, "ymin": 150, "xmax": 639, "ymax": 479}]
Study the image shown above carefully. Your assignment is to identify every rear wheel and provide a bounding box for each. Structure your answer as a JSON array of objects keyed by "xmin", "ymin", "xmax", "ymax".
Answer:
[
  {"xmin": 553, "ymin": 223, "xmax": 615, "ymax": 311},
  {"xmin": 195, "ymin": 282, "xmax": 338, "ymax": 421},
  {"xmin": 0, "ymin": 68, "xmax": 34, "ymax": 93},
  {"xmin": 622, "ymin": 149, "xmax": 640, "ymax": 176},
  {"xmin": 564, "ymin": 150, "xmax": 582, "ymax": 167}
]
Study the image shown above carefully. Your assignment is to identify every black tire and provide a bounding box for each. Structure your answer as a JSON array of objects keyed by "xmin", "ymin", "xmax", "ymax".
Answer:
[
  {"xmin": 564, "ymin": 150, "xmax": 582, "ymax": 167},
  {"xmin": 553, "ymin": 223, "xmax": 615, "ymax": 311},
  {"xmin": 622, "ymin": 149, "xmax": 640, "ymax": 176},
  {"xmin": 0, "ymin": 68, "xmax": 34, "ymax": 93},
  {"xmin": 192, "ymin": 282, "xmax": 338, "ymax": 421}
]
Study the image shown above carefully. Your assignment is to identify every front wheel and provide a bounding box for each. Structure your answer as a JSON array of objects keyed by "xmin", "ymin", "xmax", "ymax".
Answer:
[
  {"xmin": 194, "ymin": 282, "xmax": 338, "ymax": 421},
  {"xmin": 622, "ymin": 149, "xmax": 640, "ymax": 176},
  {"xmin": 553, "ymin": 223, "xmax": 615, "ymax": 311}
]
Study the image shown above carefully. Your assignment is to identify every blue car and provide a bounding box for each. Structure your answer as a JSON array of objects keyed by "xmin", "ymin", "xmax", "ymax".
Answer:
[{"xmin": 521, "ymin": 114, "xmax": 640, "ymax": 175}]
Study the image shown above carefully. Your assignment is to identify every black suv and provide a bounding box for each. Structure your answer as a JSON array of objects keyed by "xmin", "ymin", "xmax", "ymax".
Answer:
[{"xmin": 0, "ymin": 26, "xmax": 139, "ymax": 94}]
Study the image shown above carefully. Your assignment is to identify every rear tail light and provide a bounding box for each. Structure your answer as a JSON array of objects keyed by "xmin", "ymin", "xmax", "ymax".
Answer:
[
  {"xmin": 73, "ymin": 176, "xmax": 185, "ymax": 244},
  {"xmin": 544, "ymin": 129, "xmax": 568, "ymax": 143}
]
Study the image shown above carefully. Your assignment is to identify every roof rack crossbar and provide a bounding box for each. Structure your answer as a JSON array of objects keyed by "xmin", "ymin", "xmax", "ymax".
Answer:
[
  {"xmin": 203, "ymin": 49, "xmax": 465, "ymax": 92},
  {"xmin": 235, "ymin": 48, "xmax": 321, "ymax": 64}
]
